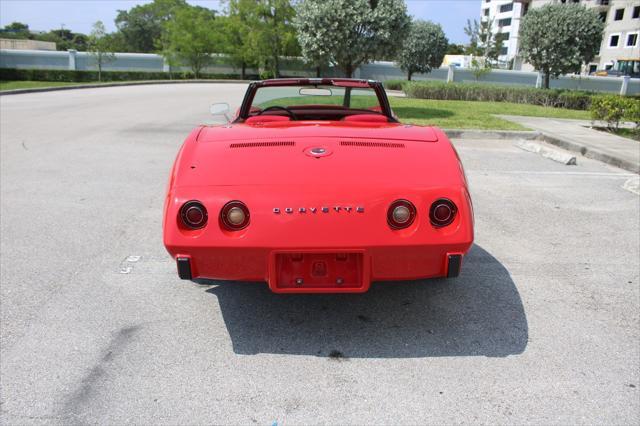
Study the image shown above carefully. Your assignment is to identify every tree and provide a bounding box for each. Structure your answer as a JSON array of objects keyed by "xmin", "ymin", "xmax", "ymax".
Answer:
[
  {"xmin": 163, "ymin": 6, "xmax": 223, "ymax": 78},
  {"xmin": 36, "ymin": 29, "xmax": 89, "ymax": 51},
  {"xmin": 464, "ymin": 18, "xmax": 503, "ymax": 65},
  {"xmin": 87, "ymin": 21, "xmax": 116, "ymax": 81},
  {"xmin": 2, "ymin": 22, "xmax": 89, "ymax": 51},
  {"xmin": 225, "ymin": 0, "xmax": 299, "ymax": 79},
  {"xmin": 519, "ymin": 4, "xmax": 604, "ymax": 89},
  {"xmin": 397, "ymin": 20, "xmax": 448, "ymax": 81},
  {"xmin": 464, "ymin": 19, "xmax": 480, "ymax": 56},
  {"xmin": 446, "ymin": 43, "xmax": 465, "ymax": 55},
  {"xmin": 470, "ymin": 57, "xmax": 491, "ymax": 81},
  {"xmin": 0, "ymin": 22, "xmax": 31, "ymax": 39},
  {"xmin": 295, "ymin": 0, "xmax": 410, "ymax": 78},
  {"xmin": 219, "ymin": 12, "xmax": 254, "ymax": 79},
  {"xmin": 115, "ymin": 0, "xmax": 187, "ymax": 52}
]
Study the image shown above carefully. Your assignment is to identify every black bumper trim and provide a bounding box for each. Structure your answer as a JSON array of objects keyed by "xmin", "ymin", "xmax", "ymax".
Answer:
[
  {"xmin": 177, "ymin": 257, "xmax": 192, "ymax": 280},
  {"xmin": 447, "ymin": 254, "xmax": 462, "ymax": 278}
]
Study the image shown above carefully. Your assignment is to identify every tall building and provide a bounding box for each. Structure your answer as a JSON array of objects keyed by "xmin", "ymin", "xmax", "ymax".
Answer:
[
  {"xmin": 479, "ymin": 0, "xmax": 530, "ymax": 68},
  {"xmin": 480, "ymin": 0, "xmax": 640, "ymax": 73},
  {"xmin": 594, "ymin": 0, "xmax": 640, "ymax": 73}
]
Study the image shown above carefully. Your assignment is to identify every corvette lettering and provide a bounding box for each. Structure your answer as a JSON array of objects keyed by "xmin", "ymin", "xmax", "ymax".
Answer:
[{"xmin": 273, "ymin": 206, "xmax": 364, "ymax": 214}]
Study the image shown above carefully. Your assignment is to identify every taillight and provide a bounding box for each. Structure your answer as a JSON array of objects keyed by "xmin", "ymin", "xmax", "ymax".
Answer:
[
  {"xmin": 220, "ymin": 201, "xmax": 250, "ymax": 230},
  {"xmin": 180, "ymin": 200, "xmax": 208, "ymax": 229},
  {"xmin": 387, "ymin": 199, "xmax": 416, "ymax": 229},
  {"xmin": 429, "ymin": 199, "xmax": 457, "ymax": 227}
]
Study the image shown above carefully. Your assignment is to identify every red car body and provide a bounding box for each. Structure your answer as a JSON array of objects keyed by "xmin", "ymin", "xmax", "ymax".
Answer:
[{"xmin": 163, "ymin": 78, "xmax": 474, "ymax": 293}]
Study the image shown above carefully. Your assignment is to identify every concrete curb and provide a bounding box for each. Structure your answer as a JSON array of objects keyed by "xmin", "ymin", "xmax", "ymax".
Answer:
[
  {"xmin": 447, "ymin": 128, "xmax": 638, "ymax": 174},
  {"xmin": 444, "ymin": 129, "xmax": 541, "ymax": 140},
  {"xmin": 515, "ymin": 139, "xmax": 577, "ymax": 165},
  {"xmin": 535, "ymin": 131, "xmax": 639, "ymax": 174},
  {"xmin": 0, "ymin": 79, "xmax": 249, "ymax": 96}
]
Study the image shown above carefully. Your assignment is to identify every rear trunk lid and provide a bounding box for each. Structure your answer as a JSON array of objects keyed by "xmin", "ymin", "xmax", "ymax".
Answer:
[{"xmin": 176, "ymin": 123, "xmax": 460, "ymax": 187}]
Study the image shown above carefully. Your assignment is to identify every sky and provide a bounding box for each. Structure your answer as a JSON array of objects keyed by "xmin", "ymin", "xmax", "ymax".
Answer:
[{"xmin": 0, "ymin": 0, "xmax": 480, "ymax": 44}]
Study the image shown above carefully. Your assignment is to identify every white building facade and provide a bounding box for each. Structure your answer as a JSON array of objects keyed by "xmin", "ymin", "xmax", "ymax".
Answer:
[
  {"xmin": 594, "ymin": 0, "xmax": 640, "ymax": 74},
  {"xmin": 479, "ymin": 0, "xmax": 530, "ymax": 68},
  {"xmin": 480, "ymin": 0, "xmax": 640, "ymax": 73}
]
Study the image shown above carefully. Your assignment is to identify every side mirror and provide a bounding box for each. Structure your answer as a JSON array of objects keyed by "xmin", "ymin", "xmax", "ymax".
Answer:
[{"xmin": 210, "ymin": 102, "xmax": 230, "ymax": 122}]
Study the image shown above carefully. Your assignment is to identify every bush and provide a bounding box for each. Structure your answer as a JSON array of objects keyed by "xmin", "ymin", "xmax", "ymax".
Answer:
[
  {"xmin": 0, "ymin": 68, "xmax": 249, "ymax": 83},
  {"xmin": 590, "ymin": 95, "xmax": 637, "ymax": 130},
  {"xmin": 623, "ymin": 98, "xmax": 640, "ymax": 132},
  {"xmin": 404, "ymin": 81, "xmax": 596, "ymax": 110},
  {"xmin": 383, "ymin": 79, "xmax": 407, "ymax": 91}
]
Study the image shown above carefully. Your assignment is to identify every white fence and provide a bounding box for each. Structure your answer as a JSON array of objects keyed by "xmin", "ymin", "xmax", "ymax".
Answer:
[
  {"xmin": 1, "ymin": 48, "xmax": 638, "ymax": 95},
  {"xmin": 0, "ymin": 49, "xmax": 324, "ymax": 77},
  {"xmin": 359, "ymin": 61, "xmax": 639, "ymax": 95}
]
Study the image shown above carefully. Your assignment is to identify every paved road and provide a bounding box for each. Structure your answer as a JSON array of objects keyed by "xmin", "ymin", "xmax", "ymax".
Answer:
[{"xmin": 1, "ymin": 84, "xmax": 638, "ymax": 425}]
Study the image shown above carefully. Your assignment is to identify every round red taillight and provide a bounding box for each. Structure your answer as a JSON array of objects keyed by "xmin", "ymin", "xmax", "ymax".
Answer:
[
  {"xmin": 429, "ymin": 199, "xmax": 457, "ymax": 227},
  {"xmin": 387, "ymin": 199, "xmax": 416, "ymax": 229},
  {"xmin": 180, "ymin": 201, "xmax": 208, "ymax": 229},
  {"xmin": 221, "ymin": 201, "xmax": 250, "ymax": 230}
]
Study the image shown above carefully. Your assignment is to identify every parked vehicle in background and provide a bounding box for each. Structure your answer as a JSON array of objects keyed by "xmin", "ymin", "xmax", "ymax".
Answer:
[{"xmin": 595, "ymin": 59, "xmax": 640, "ymax": 78}]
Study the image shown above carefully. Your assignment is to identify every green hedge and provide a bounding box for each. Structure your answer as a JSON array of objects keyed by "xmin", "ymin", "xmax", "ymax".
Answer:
[
  {"xmin": 383, "ymin": 79, "xmax": 407, "ymax": 91},
  {"xmin": 403, "ymin": 81, "xmax": 597, "ymax": 110},
  {"xmin": 0, "ymin": 68, "xmax": 252, "ymax": 82}
]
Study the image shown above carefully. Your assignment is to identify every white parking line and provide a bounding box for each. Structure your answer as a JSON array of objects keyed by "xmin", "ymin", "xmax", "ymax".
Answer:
[{"xmin": 469, "ymin": 170, "xmax": 637, "ymax": 177}]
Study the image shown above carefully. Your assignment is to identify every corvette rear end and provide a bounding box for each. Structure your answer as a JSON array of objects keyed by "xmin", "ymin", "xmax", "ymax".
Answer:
[{"xmin": 163, "ymin": 78, "xmax": 473, "ymax": 293}]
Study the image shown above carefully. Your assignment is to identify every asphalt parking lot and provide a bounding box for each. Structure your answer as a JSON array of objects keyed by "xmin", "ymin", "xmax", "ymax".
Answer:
[{"xmin": 1, "ymin": 84, "xmax": 638, "ymax": 425}]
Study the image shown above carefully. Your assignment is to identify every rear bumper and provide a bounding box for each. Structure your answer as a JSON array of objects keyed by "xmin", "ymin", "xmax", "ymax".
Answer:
[
  {"xmin": 170, "ymin": 243, "xmax": 471, "ymax": 293},
  {"xmin": 164, "ymin": 183, "xmax": 474, "ymax": 293}
]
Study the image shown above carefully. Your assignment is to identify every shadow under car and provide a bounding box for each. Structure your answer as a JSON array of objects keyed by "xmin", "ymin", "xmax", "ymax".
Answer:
[{"xmin": 202, "ymin": 244, "xmax": 528, "ymax": 358}]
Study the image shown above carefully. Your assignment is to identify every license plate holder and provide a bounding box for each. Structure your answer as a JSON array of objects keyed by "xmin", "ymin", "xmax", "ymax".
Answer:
[{"xmin": 269, "ymin": 250, "xmax": 369, "ymax": 292}]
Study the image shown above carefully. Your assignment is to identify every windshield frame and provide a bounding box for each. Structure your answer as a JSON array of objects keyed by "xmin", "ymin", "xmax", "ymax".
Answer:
[{"xmin": 236, "ymin": 78, "xmax": 396, "ymax": 122}]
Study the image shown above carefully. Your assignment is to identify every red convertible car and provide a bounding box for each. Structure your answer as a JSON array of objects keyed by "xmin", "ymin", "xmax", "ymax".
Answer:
[{"xmin": 163, "ymin": 78, "xmax": 474, "ymax": 293}]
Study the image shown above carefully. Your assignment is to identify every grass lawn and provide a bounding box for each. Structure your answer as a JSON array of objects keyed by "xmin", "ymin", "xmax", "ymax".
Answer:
[
  {"xmin": 1, "ymin": 83, "xmax": 594, "ymax": 131},
  {"xmin": 0, "ymin": 80, "xmax": 100, "ymax": 91},
  {"xmin": 389, "ymin": 98, "xmax": 591, "ymax": 130},
  {"xmin": 591, "ymin": 126, "xmax": 639, "ymax": 142},
  {"xmin": 259, "ymin": 94, "xmax": 591, "ymax": 130}
]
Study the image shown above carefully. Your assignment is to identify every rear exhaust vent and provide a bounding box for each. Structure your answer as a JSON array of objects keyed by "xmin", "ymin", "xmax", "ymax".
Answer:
[
  {"xmin": 340, "ymin": 141, "xmax": 405, "ymax": 148},
  {"xmin": 229, "ymin": 141, "xmax": 295, "ymax": 148}
]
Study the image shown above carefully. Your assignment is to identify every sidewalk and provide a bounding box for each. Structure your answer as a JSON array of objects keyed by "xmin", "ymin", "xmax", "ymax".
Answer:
[{"xmin": 499, "ymin": 115, "xmax": 639, "ymax": 174}]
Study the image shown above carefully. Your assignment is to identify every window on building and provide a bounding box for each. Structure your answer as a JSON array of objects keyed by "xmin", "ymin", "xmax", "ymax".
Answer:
[
  {"xmin": 588, "ymin": 64, "xmax": 598, "ymax": 74},
  {"xmin": 614, "ymin": 8, "xmax": 624, "ymax": 20},
  {"xmin": 599, "ymin": 11, "xmax": 607, "ymax": 22},
  {"xmin": 500, "ymin": 3, "xmax": 513, "ymax": 13},
  {"xmin": 609, "ymin": 34, "xmax": 620, "ymax": 47},
  {"xmin": 498, "ymin": 18, "xmax": 512, "ymax": 27},
  {"xmin": 500, "ymin": 46, "xmax": 508, "ymax": 55},
  {"xmin": 627, "ymin": 33, "xmax": 638, "ymax": 47},
  {"xmin": 483, "ymin": 8, "xmax": 490, "ymax": 17},
  {"xmin": 633, "ymin": 6, "xmax": 639, "ymax": 19}
]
